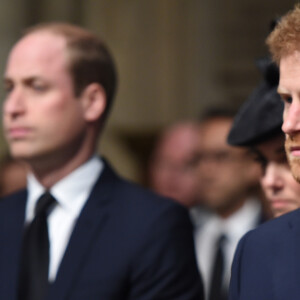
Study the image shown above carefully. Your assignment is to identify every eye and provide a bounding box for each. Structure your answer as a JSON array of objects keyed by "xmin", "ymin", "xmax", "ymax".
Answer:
[
  {"xmin": 251, "ymin": 151, "xmax": 267, "ymax": 172},
  {"xmin": 25, "ymin": 78, "xmax": 48, "ymax": 93},
  {"xmin": 281, "ymin": 94, "xmax": 292, "ymax": 104},
  {"xmin": 31, "ymin": 81, "xmax": 47, "ymax": 92},
  {"xmin": 3, "ymin": 79, "xmax": 14, "ymax": 95},
  {"xmin": 255, "ymin": 156, "xmax": 267, "ymax": 169}
]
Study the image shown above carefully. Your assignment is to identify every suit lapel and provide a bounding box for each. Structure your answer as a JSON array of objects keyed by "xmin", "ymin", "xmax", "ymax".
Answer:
[
  {"xmin": 0, "ymin": 190, "xmax": 27, "ymax": 300},
  {"xmin": 47, "ymin": 162, "xmax": 118, "ymax": 300}
]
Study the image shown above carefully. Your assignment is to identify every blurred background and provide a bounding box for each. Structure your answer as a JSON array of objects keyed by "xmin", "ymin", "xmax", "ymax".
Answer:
[{"xmin": 0, "ymin": 0, "xmax": 296, "ymax": 183}]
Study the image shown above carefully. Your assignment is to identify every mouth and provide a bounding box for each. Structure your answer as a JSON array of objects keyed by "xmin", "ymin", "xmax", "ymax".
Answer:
[
  {"xmin": 6, "ymin": 127, "xmax": 32, "ymax": 139},
  {"xmin": 269, "ymin": 198, "xmax": 290, "ymax": 209},
  {"xmin": 287, "ymin": 146, "xmax": 300, "ymax": 158}
]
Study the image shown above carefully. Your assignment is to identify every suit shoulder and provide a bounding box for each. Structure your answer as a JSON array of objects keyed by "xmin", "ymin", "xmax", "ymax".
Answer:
[
  {"xmin": 0, "ymin": 189, "xmax": 27, "ymax": 209},
  {"xmin": 105, "ymin": 177, "xmax": 192, "ymax": 236},
  {"xmin": 101, "ymin": 161, "xmax": 185, "ymax": 211},
  {"xmin": 0, "ymin": 189, "xmax": 26, "ymax": 229},
  {"xmin": 240, "ymin": 208, "xmax": 300, "ymax": 246},
  {"xmin": 94, "ymin": 163, "xmax": 192, "ymax": 232},
  {"xmin": 116, "ymin": 177, "xmax": 188, "ymax": 214}
]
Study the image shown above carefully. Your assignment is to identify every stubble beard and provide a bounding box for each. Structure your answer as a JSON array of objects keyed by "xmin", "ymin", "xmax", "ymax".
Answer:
[{"xmin": 285, "ymin": 137, "xmax": 300, "ymax": 183}]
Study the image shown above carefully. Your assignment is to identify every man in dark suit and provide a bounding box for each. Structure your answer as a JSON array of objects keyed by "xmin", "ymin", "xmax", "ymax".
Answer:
[
  {"xmin": 229, "ymin": 5, "xmax": 300, "ymax": 300},
  {"xmin": 0, "ymin": 22, "xmax": 203, "ymax": 300},
  {"xmin": 194, "ymin": 108, "xmax": 266, "ymax": 300}
]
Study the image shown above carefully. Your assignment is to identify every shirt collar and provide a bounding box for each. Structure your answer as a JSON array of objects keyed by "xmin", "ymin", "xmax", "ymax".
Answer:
[
  {"xmin": 221, "ymin": 198, "xmax": 261, "ymax": 239},
  {"xmin": 204, "ymin": 198, "xmax": 261, "ymax": 241},
  {"xmin": 26, "ymin": 155, "xmax": 104, "ymax": 221}
]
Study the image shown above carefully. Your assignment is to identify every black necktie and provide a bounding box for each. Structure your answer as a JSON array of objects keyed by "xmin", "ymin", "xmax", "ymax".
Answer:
[
  {"xmin": 18, "ymin": 192, "xmax": 56, "ymax": 300},
  {"xmin": 208, "ymin": 234, "xmax": 227, "ymax": 300}
]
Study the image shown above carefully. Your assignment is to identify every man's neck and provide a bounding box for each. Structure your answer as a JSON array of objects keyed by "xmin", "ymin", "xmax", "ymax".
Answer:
[
  {"xmin": 29, "ymin": 151, "xmax": 95, "ymax": 189},
  {"xmin": 217, "ymin": 198, "xmax": 247, "ymax": 220}
]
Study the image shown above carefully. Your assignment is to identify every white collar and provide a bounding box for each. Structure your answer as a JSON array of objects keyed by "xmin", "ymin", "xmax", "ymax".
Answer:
[
  {"xmin": 26, "ymin": 155, "xmax": 104, "ymax": 222},
  {"xmin": 203, "ymin": 198, "xmax": 261, "ymax": 242}
]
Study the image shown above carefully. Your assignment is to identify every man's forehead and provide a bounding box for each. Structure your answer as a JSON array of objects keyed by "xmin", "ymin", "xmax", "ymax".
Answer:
[
  {"xmin": 5, "ymin": 32, "xmax": 68, "ymax": 77},
  {"xmin": 278, "ymin": 51, "xmax": 300, "ymax": 89},
  {"xmin": 9, "ymin": 32, "xmax": 66, "ymax": 65}
]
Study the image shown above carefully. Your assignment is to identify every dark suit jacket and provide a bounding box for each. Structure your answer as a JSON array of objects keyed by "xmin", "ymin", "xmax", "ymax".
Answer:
[
  {"xmin": 229, "ymin": 208, "xmax": 300, "ymax": 300},
  {"xmin": 0, "ymin": 161, "xmax": 203, "ymax": 300}
]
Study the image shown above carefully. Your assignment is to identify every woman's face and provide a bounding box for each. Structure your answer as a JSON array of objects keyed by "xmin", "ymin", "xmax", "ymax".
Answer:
[{"xmin": 255, "ymin": 134, "xmax": 300, "ymax": 217}]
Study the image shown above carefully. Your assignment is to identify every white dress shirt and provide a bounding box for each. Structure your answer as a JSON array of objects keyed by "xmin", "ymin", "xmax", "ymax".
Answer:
[
  {"xmin": 25, "ymin": 155, "xmax": 103, "ymax": 281},
  {"xmin": 194, "ymin": 199, "xmax": 262, "ymax": 299}
]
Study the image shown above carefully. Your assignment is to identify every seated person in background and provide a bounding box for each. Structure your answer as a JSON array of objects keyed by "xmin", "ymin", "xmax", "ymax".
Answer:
[
  {"xmin": 228, "ymin": 57, "xmax": 300, "ymax": 218},
  {"xmin": 194, "ymin": 108, "xmax": 267, "ymax": 300}
]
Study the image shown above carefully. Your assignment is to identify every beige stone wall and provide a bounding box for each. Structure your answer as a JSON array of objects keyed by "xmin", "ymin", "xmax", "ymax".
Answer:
[{"xmin": 0, "ymin": 0, "xmax": 297, "ymax": 182}]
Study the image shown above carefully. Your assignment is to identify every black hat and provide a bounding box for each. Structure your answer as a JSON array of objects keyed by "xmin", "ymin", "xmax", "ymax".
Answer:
[{"xmin": 227, "ymin": 57, "xmax": 283, "ymax": 146}]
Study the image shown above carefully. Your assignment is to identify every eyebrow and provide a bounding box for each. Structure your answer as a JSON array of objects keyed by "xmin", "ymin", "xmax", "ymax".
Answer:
[{"xmin": 3, "ymin": 75, "xmax": 43, "ymax": 84}]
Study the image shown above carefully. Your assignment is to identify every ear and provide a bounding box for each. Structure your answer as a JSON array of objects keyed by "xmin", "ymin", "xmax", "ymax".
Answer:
[{"xmin": 80, "ymin": 83, "xmax": 106, "ymax": 122}]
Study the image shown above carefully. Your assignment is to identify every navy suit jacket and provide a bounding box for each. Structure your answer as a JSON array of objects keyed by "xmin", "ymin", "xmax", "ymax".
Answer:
[
  {"xmin": 0, "ymin": 161, "xmax": 203, "ymax": 300},
  {"xmin": 229, "ymin": 208, "xmax": 300, "ymax": 300}
]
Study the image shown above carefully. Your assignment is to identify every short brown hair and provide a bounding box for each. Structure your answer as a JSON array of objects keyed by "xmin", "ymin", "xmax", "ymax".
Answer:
[
  {"xmin": 267, "ymin": 4, "xmax": 300, "ymax": 64},
  {"xmin": 24, "ymin": 22, "xmax": 118, "ymax": 122}
]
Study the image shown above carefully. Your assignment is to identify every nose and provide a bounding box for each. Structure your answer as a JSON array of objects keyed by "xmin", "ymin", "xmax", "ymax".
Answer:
[
  {"xmin": 261, "ymin": 162, "xmax": 283, "ymax": 192},
  {"xmin": 3, "ymin": 87, "xmax": 26, "ymax": 118},
  {"xmin": 282, "ymin": 100, "xmax": 300, "ymax": 135}
]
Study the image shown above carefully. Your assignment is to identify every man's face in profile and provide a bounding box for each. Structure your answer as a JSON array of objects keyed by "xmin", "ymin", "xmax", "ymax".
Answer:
[
  {"xmin": 280, "ymin": 50, "xmax": 300, "ymax": 183},
  {"xmin": 2, "ymin": 31, "xmax": 87, "ymax": 166}
]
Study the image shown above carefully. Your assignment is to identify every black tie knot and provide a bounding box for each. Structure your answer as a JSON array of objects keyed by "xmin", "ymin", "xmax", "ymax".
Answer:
[{"xmin": 35, "ymin": 192, "xmax": 56, "ymax": 216}]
